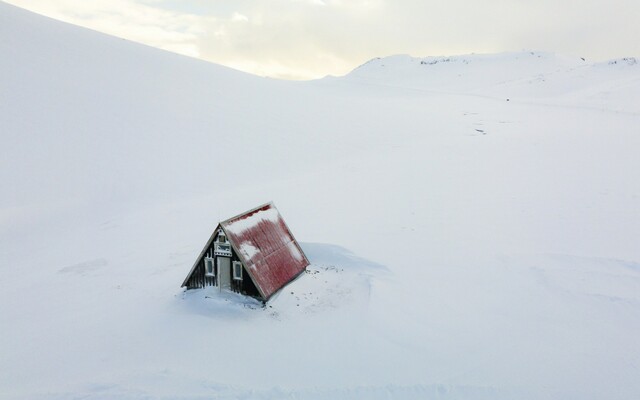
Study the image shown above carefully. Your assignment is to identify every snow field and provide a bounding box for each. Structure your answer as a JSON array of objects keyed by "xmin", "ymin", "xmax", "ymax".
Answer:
[{"xmin": 1, "ymin": 2, "xmax": 640, "ymax": 399}]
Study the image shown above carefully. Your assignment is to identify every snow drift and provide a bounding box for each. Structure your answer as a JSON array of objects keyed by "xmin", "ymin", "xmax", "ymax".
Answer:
[{"xmin": 1, "ymin": 2, "xmax": 640, "ymax": 399}]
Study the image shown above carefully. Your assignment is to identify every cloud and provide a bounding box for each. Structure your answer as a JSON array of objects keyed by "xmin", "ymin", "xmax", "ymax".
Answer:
[
  {"xmin": 6, "ymin": 0, "xmax": 212, "ymax": 58},
  {"xmin": 5, "ymin": 0, "xmax": 640, "ymax": 79}
]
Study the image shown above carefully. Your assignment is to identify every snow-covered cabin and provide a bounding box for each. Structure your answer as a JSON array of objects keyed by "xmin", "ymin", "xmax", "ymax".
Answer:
[{"xmin": 181, "ymin": 202, "xmax": 310, "ymax": 302}]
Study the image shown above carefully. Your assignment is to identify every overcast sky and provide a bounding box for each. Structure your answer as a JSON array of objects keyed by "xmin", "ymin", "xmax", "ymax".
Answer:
[{"xmin": 6, "ymin": 0, "xmax": 640, "ymax": 79}]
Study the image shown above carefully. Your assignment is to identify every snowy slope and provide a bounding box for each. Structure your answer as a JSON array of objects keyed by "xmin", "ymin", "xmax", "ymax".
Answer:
[
  {"xmin": 2, "ymin": 2, "xmax": 640, "ymax": 399},
  {"xmin": 346, "ymin": 51, "xmax": 589, "ymax": 92},
  {"xmin": 345, "ymin": 52, "xmax": 640, "ymax": 113}
]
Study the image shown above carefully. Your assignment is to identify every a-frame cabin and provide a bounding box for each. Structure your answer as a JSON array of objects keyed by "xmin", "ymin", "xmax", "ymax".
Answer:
[{"xmin": 181, "ymin": 202, "xmax": 310, "ymax": 302}]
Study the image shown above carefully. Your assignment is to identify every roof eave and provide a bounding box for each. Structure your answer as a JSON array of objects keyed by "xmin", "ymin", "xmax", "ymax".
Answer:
[
  {"xmin": 262, "ymin": 264, "xmax": 308, "ymax": 303},
  {"xmin": 180, "ymin": 223, "xmax": 222, "ymax": 287}
]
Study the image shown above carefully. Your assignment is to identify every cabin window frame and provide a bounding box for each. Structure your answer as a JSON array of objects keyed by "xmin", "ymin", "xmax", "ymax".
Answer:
[
  {"xmin": 232, "ymin": 261, "xmax": 243, "ymax": 280},
  {"xmin": 218, "ymin": 234, "xmax": 226, "ymax": 243},
  {"xmin": 204, "ymin": 256, "xmax": 215, "ymax": 277}
]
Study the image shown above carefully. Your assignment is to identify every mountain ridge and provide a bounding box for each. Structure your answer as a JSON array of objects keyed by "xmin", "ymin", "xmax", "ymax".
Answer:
[{"xmin": 2, "ymin": 3, "xmax": 640, "ymax": 400}]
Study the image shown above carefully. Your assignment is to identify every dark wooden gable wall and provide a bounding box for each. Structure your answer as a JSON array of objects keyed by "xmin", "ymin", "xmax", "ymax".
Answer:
[{"xmin": 185, "ymin": 228, "xmax": 261, "ymax": 299}]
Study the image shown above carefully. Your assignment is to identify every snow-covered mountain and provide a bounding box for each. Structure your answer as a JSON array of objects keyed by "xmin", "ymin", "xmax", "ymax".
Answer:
[
  {"xmin": 1, "ymin": 2, "xmax": 640, "ymax": 399},
  {"xmin": 343, "ymin": 51, "xmax": 640, "ymax": 112}
]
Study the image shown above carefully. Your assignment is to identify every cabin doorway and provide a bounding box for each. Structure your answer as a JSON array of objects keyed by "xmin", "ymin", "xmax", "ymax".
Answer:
[{"xmin": 217, "ymin": 257, "xmax": 231, "ymax": 291}]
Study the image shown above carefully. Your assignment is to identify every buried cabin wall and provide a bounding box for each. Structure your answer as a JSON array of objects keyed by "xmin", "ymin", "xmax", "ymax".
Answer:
[{"xmin": 186, "ymin": 231, "xmax": 261, "ymax": 299}]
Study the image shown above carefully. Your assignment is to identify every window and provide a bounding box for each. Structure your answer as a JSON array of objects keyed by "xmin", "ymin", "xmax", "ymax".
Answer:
[
  {"xmin": 218, "ymin": 235, "xmax": 226, "ymax": 243},
  {"xmin": 233, "ymin": 261, "xmax": 243, "ymax": 280},
  {"xmin": 204, "ymin": 257, "xmax": 215, "ymax": 277}
]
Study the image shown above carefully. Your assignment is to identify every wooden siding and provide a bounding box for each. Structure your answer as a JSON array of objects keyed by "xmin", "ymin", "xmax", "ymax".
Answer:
[{"xmin": 185, "ymin": 230, "xmax": 260, "ymax": 300}]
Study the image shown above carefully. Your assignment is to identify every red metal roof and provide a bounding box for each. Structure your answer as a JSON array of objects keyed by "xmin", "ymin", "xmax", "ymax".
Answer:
[{"xmin": 221, "ymin": 202, "xmax": 309, "ymax": 300}]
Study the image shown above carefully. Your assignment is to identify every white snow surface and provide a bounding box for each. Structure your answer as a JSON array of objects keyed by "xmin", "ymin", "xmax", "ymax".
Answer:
[
  {"xmin": 1, "ymin": 2, "xmax": 640, "ymax": 399},
  {"xmin": 237, "ymin": 241, "xmax": 260, "ymax": 261}
]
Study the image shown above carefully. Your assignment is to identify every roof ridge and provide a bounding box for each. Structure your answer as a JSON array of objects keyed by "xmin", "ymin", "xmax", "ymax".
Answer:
[{"xmin": 220, "ymin": 201, "xmax": 274, "ymax": 225}]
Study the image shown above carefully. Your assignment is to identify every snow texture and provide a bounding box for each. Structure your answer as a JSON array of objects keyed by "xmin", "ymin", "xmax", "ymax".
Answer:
[
  {"xmin": 223, "ymin": 206, "xmax": 281, "ymax": 237},
  {"xmin": 1, "ymin": 2, "xmax": 640, "ymax": 399},
  {"xmin": 237, "ymin": 241, "xmax": 259, "ymax": 260}
]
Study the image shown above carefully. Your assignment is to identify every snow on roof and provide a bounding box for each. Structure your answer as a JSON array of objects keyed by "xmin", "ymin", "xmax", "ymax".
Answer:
[
  {"xmin": 221, "ymin": 202, "xmax": 309, "ymax": 300},
  {"xmin": 223, "ymin": 206, "xmax": 280, "ymax": 236}
]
